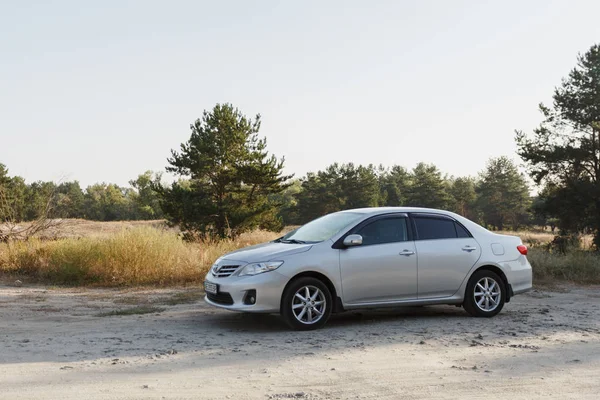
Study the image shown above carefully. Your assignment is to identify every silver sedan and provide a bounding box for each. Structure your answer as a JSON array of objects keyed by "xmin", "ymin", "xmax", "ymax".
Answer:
[{"xmin": 204, "ymin": 207, "xmax": 532, "ymax": 330}]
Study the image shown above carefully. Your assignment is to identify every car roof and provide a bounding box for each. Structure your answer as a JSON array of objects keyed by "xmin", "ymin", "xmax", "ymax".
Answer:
[{"xmin": 340, "ymin": 207, "xmax": 452, "ymax": 216}]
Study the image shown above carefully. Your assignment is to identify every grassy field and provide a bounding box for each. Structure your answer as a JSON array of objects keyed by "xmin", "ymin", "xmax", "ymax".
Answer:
[
  {"xmin": 0, "ymin": 220, "xmax": 598, "ymax": 286},
  {"xmin": 0, "ymin": 224, "xmax": 279, "ymax": 286}
]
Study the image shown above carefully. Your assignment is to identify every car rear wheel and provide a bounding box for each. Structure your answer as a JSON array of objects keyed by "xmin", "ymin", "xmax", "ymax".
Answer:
[
  {"xmin": 463, "ymin": 269, "xmax": 506, "ymax": 317},
  {"xmin": 281, "ymin": 277, "xmax": 332, "ymax": 330}
]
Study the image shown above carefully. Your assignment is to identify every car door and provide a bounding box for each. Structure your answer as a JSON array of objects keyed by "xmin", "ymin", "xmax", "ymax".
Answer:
[
  {"xmin": 339, "ymin": 215, "xmax": 417, "ymax": 304},
  {"xmin": 411, "ymin": 214, "xmax": 481, "ymax": 299}
]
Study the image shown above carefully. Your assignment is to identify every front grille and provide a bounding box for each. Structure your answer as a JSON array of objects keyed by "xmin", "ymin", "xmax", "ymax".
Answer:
[
  {"xmin": 207, "ymin": 291, "xmax": 234, "ymax": 305},
  {"xmin": 212, "ymin": 265, "xmax": 241, "ymax": 278}
]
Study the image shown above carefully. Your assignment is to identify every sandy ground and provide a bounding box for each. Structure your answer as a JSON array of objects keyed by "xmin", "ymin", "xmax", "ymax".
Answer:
[{"xmin": 1, "ymin": 284, "xmax": 599, "ymax": 400}]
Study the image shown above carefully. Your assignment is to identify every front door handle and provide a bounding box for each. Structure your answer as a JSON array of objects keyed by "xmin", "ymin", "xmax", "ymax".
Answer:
[
  {"xmin": 462, "ymin": 246, "xmax": 477, "ymax": 252},
  {"xmin": 399, "ymin": 250, "xmax": 415, "ymax": 256}
]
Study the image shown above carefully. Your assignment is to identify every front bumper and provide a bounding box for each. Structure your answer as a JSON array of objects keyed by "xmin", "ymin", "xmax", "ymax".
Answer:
[{"xmin": 204, "ymin": 270, "xmax": 289, "ymax": 313}]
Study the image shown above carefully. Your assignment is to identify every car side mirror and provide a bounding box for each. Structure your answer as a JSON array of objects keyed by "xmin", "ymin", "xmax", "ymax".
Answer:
[{"xmin": 343, "ymin": 234, "xmax": 363, "ymax": 247}]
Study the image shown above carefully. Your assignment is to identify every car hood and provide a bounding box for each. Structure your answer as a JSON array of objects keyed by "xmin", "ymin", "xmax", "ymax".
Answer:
[{"xmin": 220, "ymin": 242, "xmax": 313, "ymax": 263}]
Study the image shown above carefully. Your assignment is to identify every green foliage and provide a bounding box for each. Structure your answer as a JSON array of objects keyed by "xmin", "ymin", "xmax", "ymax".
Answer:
[
  {"xmin": 25, "ymin": 181, "xmax": 56, "ymax": 220},
  {"xmin": 129, "ymin": 171, "xmax": 164, "ymax": 219},
  {"xmin": 295, "ymin": 163, "xmax": 379, "ymax": 223},
  {"xmin": 292, "ymin": 159, "xmax": 536, "ymax": 229},
  {"xmin": 0, "ymin": 164, "xmax": 8, "ymax": 185},
  {"xmin": 1, "ymin": 161, "xmax": 168, "ymax": 223},
  {"xmin": 55, "ymin": 181, "xmax": 85, "ymax": 218},
  {"xmin": 406, "ymin": 163, "xmax": 451, "ymax": 208},
  {"xmin": 516, "ymin": 43, "xmax": 600, "ymax": 248},
  {"xmin": 476, "ymin": 157, "xmax": 530, "ymax": 230},
  {"xmin": 378, "ymin": 165, "xmax": 410, "ymax": 206},
  {"xmin": 269, "ymin": 179, "xmax": 303, "ymax": 225},
  {"xmin": 1, "ymin": 175, "xmax": 27, "ymax": 222},
  {"xmin": 84, "ymin": 183, "xmax": 133, "ymax": 221},
  {"xmin": 1, "ymin": 164, "xmax": 38, "ymax": 223},
  {"xmin": 157, "ymin": 103, "xmax": 292, "ymax": 239},
  {"xmin": 448, "ymin": 177, "xmax": 478, "ymax": 220}
]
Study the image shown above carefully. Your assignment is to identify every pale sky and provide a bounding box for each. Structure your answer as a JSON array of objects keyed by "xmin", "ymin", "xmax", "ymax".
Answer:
[{"xmin": 2, "ymin": 0, "xmax": 599, "ymax": 187}]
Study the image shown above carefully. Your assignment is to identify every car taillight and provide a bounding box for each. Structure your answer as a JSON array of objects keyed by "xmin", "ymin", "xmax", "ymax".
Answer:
[{"xmin": 517, "ymin": 245, "xmax": 528, "ymax": 256}]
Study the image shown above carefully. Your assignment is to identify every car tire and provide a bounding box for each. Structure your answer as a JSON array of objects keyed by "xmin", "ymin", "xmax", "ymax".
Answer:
[
  {"xmin": 463, "ymin": 269, "xmax": 506, "ymax": 317},
  {"xmin": 281, "ymin": 277, "xmax": 332, "ymax": 330}
]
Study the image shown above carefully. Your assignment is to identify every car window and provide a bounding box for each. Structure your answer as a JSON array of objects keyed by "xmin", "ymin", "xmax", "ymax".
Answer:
[
  {"xmin": 414, "ymin": 217, "xmax": 457, "ymax": 240},
  {"xmin": 455, "ymin": 222, "xmax": 471, "ymax": 238},
  {"xmin": 283, "ymin": 212, "xmax": 363, "ymax": 242},
  {"xmin": 357, "ymin": 217, "xmax": 408, "ymax": 246}
]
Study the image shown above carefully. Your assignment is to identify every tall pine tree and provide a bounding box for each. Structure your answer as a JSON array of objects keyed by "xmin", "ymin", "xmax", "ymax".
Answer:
[
  {"xmin": 516, "ymin": 43, "xmax": 600, "ymax": 247},
  {"xmin": 157, "ymin": 104, "xmax": 292, "ymax": 239}
]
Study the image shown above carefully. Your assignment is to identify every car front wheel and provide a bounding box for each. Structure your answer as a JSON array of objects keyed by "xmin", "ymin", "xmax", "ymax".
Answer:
[
  {"xmin": 281, "ymin": 277, "xmax": 332, "ymax": 330},
  {"xmin": 463, "ymin": 270, "xmax": 506, "ymax": 317}
]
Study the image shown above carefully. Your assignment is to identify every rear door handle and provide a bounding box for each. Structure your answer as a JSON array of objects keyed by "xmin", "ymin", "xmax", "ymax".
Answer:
[
  {"xmin": 399, "ymin": 250, "xmax": 415, "ymax": 256},
  {"xmin": 462, "ymin": 246, "xmax": 477, "ymax": 252}
]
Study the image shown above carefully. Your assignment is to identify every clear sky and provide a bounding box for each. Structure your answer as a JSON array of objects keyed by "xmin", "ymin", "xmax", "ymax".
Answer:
[{"xmin": 2, "ymin": 0, "xmax": 600, "ymax": 187}]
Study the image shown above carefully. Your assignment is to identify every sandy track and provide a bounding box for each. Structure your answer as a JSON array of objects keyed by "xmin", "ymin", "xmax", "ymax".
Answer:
[{"xmin": 1, "ymin": 284, "xmax": 599, "ymax": 399}]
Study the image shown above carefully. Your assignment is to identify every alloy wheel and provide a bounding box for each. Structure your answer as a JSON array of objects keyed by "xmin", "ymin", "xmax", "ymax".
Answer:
[
  {"xmin": 473, "ymin": 277, "xmax": 501, "ymax": 312},
  {"xmin": 291, "ymin": 285, "xmax": 326, "ymax": 324}
]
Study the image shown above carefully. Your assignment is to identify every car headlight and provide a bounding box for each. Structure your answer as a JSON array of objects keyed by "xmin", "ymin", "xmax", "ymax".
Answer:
[{"xmin": 238, "ymin": 261, "xmax": 284, "ymax": 276}]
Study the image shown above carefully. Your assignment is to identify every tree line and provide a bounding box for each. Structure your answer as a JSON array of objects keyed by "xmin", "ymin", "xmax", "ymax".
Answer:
[
  {"xmin": 274, "ymin": 157, "xmax": 531, "ymax": 231},
  {"xmin": 0, "ymin": 167, "xmax": 164, "ymax": 222},
  {"xmin": 0, "ymin": 150, "xmax": 532, "ymax": 231}
]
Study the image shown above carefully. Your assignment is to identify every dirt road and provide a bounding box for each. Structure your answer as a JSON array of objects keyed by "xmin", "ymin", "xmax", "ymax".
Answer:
[{"xmin": 1, "ymin": 284, "xmax": 599, "ymax": 399}]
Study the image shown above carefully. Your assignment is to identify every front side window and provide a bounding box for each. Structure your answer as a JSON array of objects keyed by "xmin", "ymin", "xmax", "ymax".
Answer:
[
  {"xmin": 282, "ymin": 212, "xmax": 363, "ymax": 243},
  {"xmin": 414, "ymin": 217, "xmax": 457, "ymax": 240},
  {"xmin": 357, "ymin": 217, "xmax": 409, "ymax": 246}
]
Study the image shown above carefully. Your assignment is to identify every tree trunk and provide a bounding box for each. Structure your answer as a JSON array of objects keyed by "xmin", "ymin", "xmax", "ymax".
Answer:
[
  {"xmin": 594, "ymin": 199, "xmax": 600, "ymax": 251},
  {"xmin": 216, "ymin": 184, "xmax": 227, "ymax": 239}
]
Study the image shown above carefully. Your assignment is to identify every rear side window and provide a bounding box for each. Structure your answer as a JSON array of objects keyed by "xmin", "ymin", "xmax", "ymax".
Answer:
[
  {"xmin": 357, "ymin": 217, "xmax": 409, "ymax": 246},
  {"xmin": 455, "ymin": 223, "xmax": 472, "ymax": 238},
  {"xmin": 414, "ymin": 217, "xmax": 457, "ymax": 240}
]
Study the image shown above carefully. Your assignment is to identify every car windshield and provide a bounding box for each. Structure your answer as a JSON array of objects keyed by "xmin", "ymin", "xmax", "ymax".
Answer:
[{"xmin": 280, "ymin": 212, "xmax": 363, "ymax": 243}]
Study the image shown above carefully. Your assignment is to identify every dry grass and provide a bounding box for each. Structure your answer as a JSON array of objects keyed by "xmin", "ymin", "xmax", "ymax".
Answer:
[
  {"xmin": 529, "ymin": 248, "xmax": 600, "ymax": 284},
  {"xmin": 490, "ymin": 230, "xmax": 600, "ymax": 284},
  {"xmin": 498, "ymin": 230, "xmax": 556, "ymax": 247},
  {"xmin": 2, "ymin": 221, "xmax": 598, "ymax": 286},
  {"xmin": 0, "ymin": 227, "xmax": 279, "ymax": 286},
  {"xmin": 497, "ymin": 230, "xmax": 594, "ymax": 249},
  {"xmin": 2, "ymin": 219, "xmax": 174, "ymax": 240}
]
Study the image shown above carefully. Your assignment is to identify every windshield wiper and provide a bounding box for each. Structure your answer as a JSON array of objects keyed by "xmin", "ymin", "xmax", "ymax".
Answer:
[{"xmin": 279, "ymin": 239, "xmax": 306, "ymax": 244}]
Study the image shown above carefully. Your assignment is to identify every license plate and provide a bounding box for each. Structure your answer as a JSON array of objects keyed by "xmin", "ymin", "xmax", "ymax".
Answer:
[{"xmin": 204, "ymin": 281, "xmax": 218, "ymax": 294}]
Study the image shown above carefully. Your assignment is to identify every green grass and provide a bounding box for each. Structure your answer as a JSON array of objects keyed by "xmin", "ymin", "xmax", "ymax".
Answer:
[
  {"xmin": 95, "ymin": 305, "xmax": 165, "ymax": 317},
  {"xmin": 529, "ymin": 248, "xmax": 600, "ymax": 284}
]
